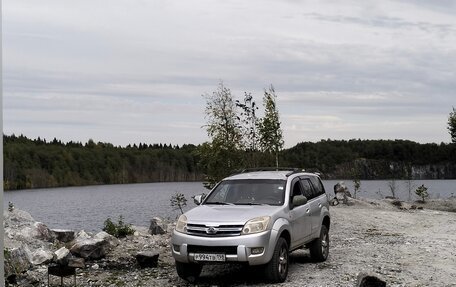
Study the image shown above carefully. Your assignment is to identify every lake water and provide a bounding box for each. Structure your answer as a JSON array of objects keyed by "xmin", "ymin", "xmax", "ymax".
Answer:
[{"xmin": 4, "ymin": 180, "xmax": 456, "ymax": 232}]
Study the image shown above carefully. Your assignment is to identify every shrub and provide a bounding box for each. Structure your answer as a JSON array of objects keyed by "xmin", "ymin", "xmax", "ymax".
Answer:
[
  {"xmin": 170, "ymin": 192, "xmax": 187, "ymax": 214},
  {"xmin": 103, "ymin": 215, "xmax": 135, "ymax": 238},
  {"xmin": 415, "ymin": 184, "xmax": 429, "ymax": 203}
]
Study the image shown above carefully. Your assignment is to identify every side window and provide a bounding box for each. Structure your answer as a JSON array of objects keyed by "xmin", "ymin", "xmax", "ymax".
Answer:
[
  {"xmin": 309, "ymin": 176, "xmax": 325, "ymax": 197},
  {"xmin": 299, "ymin": 179, "xmax": 314, "ymax": 199},
  {"xmin": 292, "ymin": 180, "xmax": 303, "ymax": 197}
]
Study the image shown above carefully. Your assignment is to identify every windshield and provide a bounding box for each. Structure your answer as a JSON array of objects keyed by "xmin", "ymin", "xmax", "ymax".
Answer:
[{"xmin": 205, "ymin": 179, "xmax": 286, "ymax": 206}]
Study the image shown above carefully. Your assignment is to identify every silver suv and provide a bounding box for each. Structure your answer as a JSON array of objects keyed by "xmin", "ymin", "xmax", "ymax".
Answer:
[{"xmin": 171, "ymin": 169, "xmax": 330, "ymax": 283}]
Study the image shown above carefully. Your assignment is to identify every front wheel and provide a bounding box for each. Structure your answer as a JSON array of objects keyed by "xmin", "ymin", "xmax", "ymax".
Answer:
[
  {"xmin": 175, "ymin": 261, "xmax": 202, "ymax": 282},
  {"xmin": 309, "ymin": 225, "xmax": 329, "ymax": 262},
  {"xmin": 264, "ymin": 237, "xmax": 289, "ymax": 283}
]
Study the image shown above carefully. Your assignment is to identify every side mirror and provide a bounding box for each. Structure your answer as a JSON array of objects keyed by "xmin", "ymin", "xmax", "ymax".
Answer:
[
  {"xmin": 193, "ymin": 193, "xmax": 206, "ymax": 205},
  {"xmin": 292, "ymin": 195, "xmax": 308, "ymax": 207}
]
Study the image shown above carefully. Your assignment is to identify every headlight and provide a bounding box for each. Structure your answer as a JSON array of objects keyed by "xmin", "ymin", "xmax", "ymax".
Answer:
[
  {"xmin": 175, "ymin": 215, "xmax": 187, "ymax": 233},
  {"xmin": 242, "ymin": 216, "xmax": 271, "ymax": 235}
]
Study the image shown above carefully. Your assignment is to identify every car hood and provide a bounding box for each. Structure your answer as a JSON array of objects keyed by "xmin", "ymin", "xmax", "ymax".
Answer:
[{"xmin": 184, "ymin": 205, "xmax": 281, "ymax": 225}]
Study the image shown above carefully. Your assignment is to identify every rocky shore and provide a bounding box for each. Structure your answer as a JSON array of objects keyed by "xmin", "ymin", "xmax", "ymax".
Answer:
[{"xmin": 4, "ymin": 197, "xmax": 456, "ymax": 287}]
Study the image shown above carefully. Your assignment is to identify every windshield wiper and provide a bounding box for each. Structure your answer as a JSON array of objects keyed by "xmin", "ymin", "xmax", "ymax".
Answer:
[
  {"xmin": 205, "ymin": 201, "xmax": 234, "ymax": 205},
  {"xmin": 235, "ymin": 202, "xmax": 266, "ymax": 206}
]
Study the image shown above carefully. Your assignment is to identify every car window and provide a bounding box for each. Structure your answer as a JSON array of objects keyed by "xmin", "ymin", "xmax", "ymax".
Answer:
[
  {"xmin": 208, "ymin": 181, "xmax": 230, "ymax": 202},
  {"xmin": 291, "ymin": 179, "xmax": 303, "ymax": 197},
  {"xmin": 205, "ymin": 179, "xmax": 286, "ymax": 206},
  {"xmin": 299, "ymin": 179, "xmax": 314, "ymax": 199},
  {"xmin": 309, "ymin": 176, "xmax": 325, "ymax": 197}
]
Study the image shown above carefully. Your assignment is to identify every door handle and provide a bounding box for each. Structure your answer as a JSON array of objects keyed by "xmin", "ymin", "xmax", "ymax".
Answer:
[
  {"xmin": 318, "ymin": 203, "xmax": 322, "ymax": 208},
  {"xmin": 306, "ymin": 209, "xmax": 310, "ymax": 214}
]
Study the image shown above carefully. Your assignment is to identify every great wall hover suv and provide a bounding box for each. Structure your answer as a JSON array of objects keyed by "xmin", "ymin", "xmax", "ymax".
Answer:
[{"xmin": 171, "ymin": 168, "xmax": 331, "ymax": 283}]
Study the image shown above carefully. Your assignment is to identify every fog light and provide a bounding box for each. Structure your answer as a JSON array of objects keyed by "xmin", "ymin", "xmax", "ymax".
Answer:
[
  {"xmin": 251, "ymin": 247, "xmax": 264, "ymax": 255},
  {"xmin": 173, "ymin": 244, "xmax": 180, "ymax": 252}
]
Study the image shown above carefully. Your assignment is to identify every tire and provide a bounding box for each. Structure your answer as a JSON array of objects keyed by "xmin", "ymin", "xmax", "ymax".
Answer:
[
  {"xmin": 310, "ymin": 225, "xmax": 329, "ymax": 262},
  {"xmin": 175, "ymin": 261, "xmax": 202, "ymax": 282},
  {"xmin": 264, "ymin": 237, "xmax": 289, "ymax": 283}
]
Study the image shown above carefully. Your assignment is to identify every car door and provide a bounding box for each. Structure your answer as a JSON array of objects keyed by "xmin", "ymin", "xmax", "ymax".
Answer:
[
  {"xmin": 289, "ymin": 178, "xmax": 312, "ymax": 248},
  {"xmin": 299, "ymin": 178, "xmax": 321, "ymax": 237}
]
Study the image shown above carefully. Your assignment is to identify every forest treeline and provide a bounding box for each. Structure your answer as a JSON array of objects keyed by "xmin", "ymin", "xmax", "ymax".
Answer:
[
  {"xmin": 3, "ymin": 134, "xmax": 456, "ymax": 190},
  {"xmin": 4, "ymin": 134, "xmax": 203, "ymax": 190}
]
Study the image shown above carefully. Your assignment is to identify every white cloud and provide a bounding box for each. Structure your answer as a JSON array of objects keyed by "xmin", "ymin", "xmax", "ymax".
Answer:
[{"xmin": 3, "ymin": 0, "xmax": 456, "ymax": 146}]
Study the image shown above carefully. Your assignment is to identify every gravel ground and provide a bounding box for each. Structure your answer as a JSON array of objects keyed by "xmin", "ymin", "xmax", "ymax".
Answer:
[{"xmin": 31, "ymin": 198, "xmax": 456, "ymax": 287}]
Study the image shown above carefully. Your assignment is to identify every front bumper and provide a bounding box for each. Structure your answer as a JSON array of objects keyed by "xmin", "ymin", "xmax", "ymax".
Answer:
[{"xmin": 171, "ymin": 229, "xmax": 278, "ymax": 265}]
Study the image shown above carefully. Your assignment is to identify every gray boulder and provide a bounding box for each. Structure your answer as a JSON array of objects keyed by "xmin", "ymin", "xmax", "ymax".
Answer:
[
  {"xmin": 51, "ymin": 229, "xmax": 75, "ymax": 243},
  {"xmin": 3, "ymin": 208, "xmax": 56, "ymax": 280},
  {"xmin": 4, "ymin": 245, "xmax": 33, "ymax": 279},
  {"xmin": 31, "ymin": 247, "xmax": 53, "ymax": 265},
  {"xmin": 70, "ymin": 238, "xmax": 107, "ymax": 259},
  {"xmin": 53, "ymin": 247, "xmax": 72, "ymax": 266},
  {"xmin": 357, "ymin": 272, "xmax": 386, "ymax": 287},
  {"xmin": 136, "ymin": 251, "xmax": 159, "ymax": 268},
  {"xmin": 149, "ymin": 217, "xmax": 166, "ymax": 235},
  {"xmin": 94, "ymin": 231, "xmax": 120, "ymax": 249},
  {"xmin": 68, "ymin": 257, "xmax": 85, "ymax": 268},
  {"xmin": 4, "ymin": 209, "xmax": 55, "ymax": 249}
]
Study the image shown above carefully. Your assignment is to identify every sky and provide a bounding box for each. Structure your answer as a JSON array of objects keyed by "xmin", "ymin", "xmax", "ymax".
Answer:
[{"xmin": 3, "ymin": 0, "xmax": 456, "ymax": 148}]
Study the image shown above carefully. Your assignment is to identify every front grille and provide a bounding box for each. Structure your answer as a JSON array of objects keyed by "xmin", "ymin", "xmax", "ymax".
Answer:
[
  {"xmin": 186, "ymin": 223, "xmax": 243, "ymax": 237},
  {"xmin": 187, "ymin": 245, "xmax": 238, "ymax": 255}
]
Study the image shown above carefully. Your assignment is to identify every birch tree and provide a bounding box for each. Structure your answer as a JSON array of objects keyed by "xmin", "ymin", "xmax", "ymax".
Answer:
[
  {"xmin": 258, "ymin": 85, "xmax": 284, "ymax": 168},
  {"xmin": 200, "ymin": 82, "xmax": 242, "ymax": 188}
]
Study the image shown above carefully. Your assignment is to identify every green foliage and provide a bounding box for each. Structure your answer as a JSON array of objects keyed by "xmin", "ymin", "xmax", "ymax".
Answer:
[
  {"xmin": 170, "ymin": 192, "xmax": 187, "ymax": 214},
  {"xmin": 448, "ymin": 107, "xmax": 456, "ymax": 143},
  {"xmin": 3, "ymin": 134, "xmax": 203, "ymax": 190},
  {"xmin": 4, "ymin": 134, "xmax": 456, "ymax": 192},
  {"xmin": 281, "ymin": 139, "xmax": 456, "ymax": 179},
  {"xmin": 203, "ymin": 82, "xmax": 242, "ymax": 149},
  {"xmin": 236, "ymin": 92, "xmax": 260, "ymax": 167},
  {"xmin": 258, "ymin": 85, "xmax": 284, "ymax": 167},
  {"xmin": 103, "ymin": 216, "xmax": 135, "ymax": 238},
  {"xmin": 415, "ymin": 184, "xmax": 429, "ymax": 202},
  {"xmin": 200, "ymin": 82, "xmax": 244, "ymax": 187}
]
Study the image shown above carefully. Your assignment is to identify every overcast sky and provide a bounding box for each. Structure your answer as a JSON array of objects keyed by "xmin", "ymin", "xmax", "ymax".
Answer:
[{"xmin": 3, "ymin": 0, "xmax": 456, "ymax": 147}]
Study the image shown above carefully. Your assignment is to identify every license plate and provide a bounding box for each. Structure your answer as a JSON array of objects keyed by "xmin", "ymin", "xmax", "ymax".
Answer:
[{"xmin": 194, "ymin": 253, "xmax": 226, "ymax": 262}]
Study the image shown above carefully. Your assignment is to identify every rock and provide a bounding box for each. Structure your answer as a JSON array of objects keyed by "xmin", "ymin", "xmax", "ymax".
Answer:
[
  {"xmin": 91, "ymin": 263, "xmax": 100, "ymax": 270},
  {"xmin": 357, "ymin": 272, "xmax": 386, "ymax": 287},
  {"xmin": 69, "ymin": 230, "xmax": 109, "ymax": 259},
  {"xmin": 4, "ymin": 245, "xmax": 33, "ymax": 279},
  {"xmin": 75, "ymin": 230, "xmax": 92, "ymax": 240},
  {"xmin": 3, "ymin": 208, "xmax": 35, "ymax": 226},
  {"xmin": 33, "ymin": 222, "xmax": 55, "ymax": 241},
  {"xmin": 334, "ymin": 181, "xmax": 351, "ymax": 204},
  {"xmin": 52, "ymin": 229, "xmax": 75, "ymax": 243},
  {"xmin": 21, "ymin": 267, "xmax": 47, "ymax": 286},
  {"xmin": 68, "ymin": 257, "xmax": 85, "ymax": 268},
  {"xmin": 136, "ymin": 251, "xmax": 159, "ymax": 268},
  {"xmin": 54, "ymin": 247, "xmax": 72, "ymax": 266},
  {"xmin": 4, "ymin": 209, "xmax": 54, "ymax": 250},
  {"xmin": 149, "ymin": 217, "xmax": 166, "ymax": 235},
  {"xmin": 70, "ymin": 238, "xmax": 107, "ymax": 259},
  {"xmin": 31, "ymin": 248, "xmax": 53, "ymax": 265},
  {"xmin": 94, "ymin": 231, "xmax": 120, "ymax": 249}
]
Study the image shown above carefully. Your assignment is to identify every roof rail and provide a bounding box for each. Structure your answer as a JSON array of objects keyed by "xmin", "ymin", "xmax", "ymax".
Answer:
[{"xmin": 231, "ymin": 167, "xmax": 306, "ymax": 177}]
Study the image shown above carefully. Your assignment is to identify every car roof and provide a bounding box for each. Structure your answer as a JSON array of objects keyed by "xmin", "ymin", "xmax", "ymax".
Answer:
[{"xmin": 225, "ymin": 170, "xmax": 319, "ymax": 181}]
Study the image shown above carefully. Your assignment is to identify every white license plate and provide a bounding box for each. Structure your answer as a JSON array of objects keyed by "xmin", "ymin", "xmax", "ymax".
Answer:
[{"xmin": 194, "ymin": 253, "xmax": 226, "ymax": 262}]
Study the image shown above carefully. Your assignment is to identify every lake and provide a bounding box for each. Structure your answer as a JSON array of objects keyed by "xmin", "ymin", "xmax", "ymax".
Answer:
[{"xmin": 4, "ymin": 180, "xmax": 456, "ymax": 232}]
